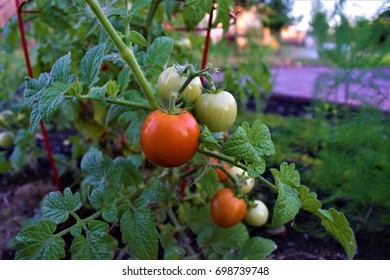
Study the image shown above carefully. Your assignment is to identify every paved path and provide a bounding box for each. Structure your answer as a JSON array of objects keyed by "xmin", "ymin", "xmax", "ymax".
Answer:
[{"xmin": 271, "ymin": 66, "xmax": 390, "ymax": 112}]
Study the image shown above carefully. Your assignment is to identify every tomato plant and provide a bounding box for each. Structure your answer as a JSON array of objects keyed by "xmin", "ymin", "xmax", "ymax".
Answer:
[
  {"xmin": 210, "ymin": 188, "xmax": 247, "ymax": 228},
  {"xmin": 9, "ymin": 0, "xmax": 357, "ymax": 261},
  {"xmin": 157, "ymin": 66, "xmax": 202, "ymax": 104},
  {"xmin": 140, "ymin": 110, "xmax": 200, "ymax": 167},
  {"xmin": 210, "ymin": 156, "xmax": 229, "ymax": 182},
  {"xmin": 245, "ymin": 200, "xmax": 269, "ymax": 227},
  {"xmin": 195, "ymin": 90, "xmax": 238, "ymax": 132}
]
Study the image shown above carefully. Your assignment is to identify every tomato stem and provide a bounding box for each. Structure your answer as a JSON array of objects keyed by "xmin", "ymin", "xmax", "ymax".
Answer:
[
  {"xmin": 85, "ymin": 0, "xmax": 158, "ymax": 110},
  {"xmin": 65, "ymin": 95, "xmax": 152, "ymax": 111},
  {"xmin": 198, "ymin": 148, "xmax": 278, "ymax": 193}
]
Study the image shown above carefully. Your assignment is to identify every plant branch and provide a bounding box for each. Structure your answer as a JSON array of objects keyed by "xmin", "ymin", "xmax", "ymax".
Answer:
[
  {"xmin": 54, "ymin": 210, "xmax": 103, "ymax": 238},
  {"xmin": 84, "ymin": 0, "xmax": 158, "ymax": 110},
  {"xmin": 198, "ymin": 148, "xmax": 278, "ymax": 193},
  {"xmin": 65, "ymin": 95, "xmax": 152, "ymax": 111}
]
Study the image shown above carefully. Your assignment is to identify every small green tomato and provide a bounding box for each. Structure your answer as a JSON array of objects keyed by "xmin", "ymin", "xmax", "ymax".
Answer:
[
  {"xmin": 157, "ymin": 66, "xmax": 202, "ymax": 104},
  {"xmin": 0, "ymin": 131, "xmax": 15, "ymax": 148},
  {"xmin": 245, "ymin": 200, "xmax": 269, "ymax": 227}
]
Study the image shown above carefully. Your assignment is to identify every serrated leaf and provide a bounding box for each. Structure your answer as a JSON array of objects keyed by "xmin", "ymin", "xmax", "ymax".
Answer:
[
  {"xmin": 80, "ymin": 44, "xmax": 105, "ymax": 87},
  {"xmin": 29, "ymin": 102, "xmax": 41, "ymax": 133},
  {"xmin": 135, "ymin": 177, "xmax": 170, "ymax": 207},
  {"xmin": 200, "ymin": 126, "xmax": 221, "ymax": 150},
  {"xmin": 50, "ymin": 52, "xmax": 74, "ymax": 86},
  {"xmin": 15, "ymin": 220, "xmax": 65, "ymax": 260},
  {"xmin": 106, "ymin": 80, "xmax": 118, "ymax": 98},
  {"xmin": 320, "ymin": 208, "xmax": 357, "ymax": 260},
  {"xmin": 117, "ymin": 67, "xmax": 132, "ymax": 92},
  {"xmin": 196, "ymin": 166, "xmax": 220, "ymax": 197},
  {"xmin": 80, "ymin": 150, "xmax": 115, "ymax": 187},
  {"xmin": 113, "ymin": 157, "xmax": 144, "ymax": 186},
  {"xmin": 222, "ymin": 127, "xmax": 261, "ymax": 163},
  {"xmin": 90, "ymin": 85, "xmax": 107, "ymax": 100},
  {"xmin": 144, "ymin": 36, "xmax": 174, "ymax": 75},
  {"xmin": 238, "ymin": 237, "xmax": 277, "ymax": 260},
  {"xmin": 214, "ymin": 0, "xmax": 234, "ymax": 32},
  {"xmin": 295, "ymin": 184, "xmax": 322, "ymax": 214},
  {"xmin": 272, "ymin": 183, "xmax": 301, "ymax": 227},
  {"xmin": 42, "ymin": 188, "xmax": 81, "ymax": 224},
  {"xmin": 70, "ymin": 225, "xmax": 82, "ymax": 237},
  {"xmin": 271, "ymin": 162, "xmax": 300, "ymax": 187},
  {"xmin": 128, "ymin": 30, "xmax": 148, "ymax": 47},
  {"xmin": 70, "ymin": 220, "xmax": 116, "ymax": 260},
  {"xmin": 183, "ymin": 0, "xmax": 213, "ymax": 29},
  {"xmin": 120, "ymin": 208, "xmax": 159, "ymax": 260},
  {"xmin": 244, "ymin": 120, "xmax": 275, "ymax": 157},
  {"xmin": 102, "ymin": 204, "xmax": 118, "ymax": 223},
  {"xmin": 247, "ymin": 158, "xmax": 266, "ymax": 177},
  {"xmin": 129, "ymin": 0, "xmax": 151, "ymax": 16},
  {"xmin": 89, "ymin": 184, "xmax": 117, "ymax": 210},
  {"xmin": 211, "ymin": 223, "xmax": 249, "ymax": 255},
  {"xmin": 40, "ymin": 82, "xmax": 68, "ymax": 123},
  {"xmin": 24, "ymin": 73, "xmax": 50, "ymax": 107}
]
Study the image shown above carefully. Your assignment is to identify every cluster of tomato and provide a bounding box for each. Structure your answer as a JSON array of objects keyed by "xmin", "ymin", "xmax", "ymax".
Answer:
[{"xmin": 140, "ymin": 65, "xmax": 269, "ymax": 229}]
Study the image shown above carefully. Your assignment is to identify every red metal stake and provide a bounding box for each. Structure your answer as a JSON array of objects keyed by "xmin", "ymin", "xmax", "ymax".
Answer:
[
  {"xmin": 15, "ymin": 0, "xmax": 63, "ymax": 192},
  {"xmin": 200, "ymin": 4, "xmax": 216, "ymax": 85}
]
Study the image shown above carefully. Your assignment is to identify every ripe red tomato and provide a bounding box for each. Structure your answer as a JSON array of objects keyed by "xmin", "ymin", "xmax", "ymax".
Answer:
[
  {"xmin": 210, "ymin": 188, "xmax": 247, "ymax": 228},
  {"xmin": 210, "ymin": 157, "xmax": 229, "ymax": 182},
  {"xmin": 140, "ymin": 110, "xmax": 200, "ymax": 167}
]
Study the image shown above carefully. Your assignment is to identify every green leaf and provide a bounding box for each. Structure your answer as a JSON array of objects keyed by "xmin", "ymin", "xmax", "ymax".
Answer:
[
  {"xmin": 70, "ymin": 220, "xmax": 116, "ymax": 260},
  {"xmin": 15, "ymin": 220, "xmax": 65, "ymax": 260},
  {"xmin": 244, "ymin": 120, "xmax": 275, "ymax": 156},
  {"xmin": 113, "ymin": 157, "xmax": 144, "ymax": 186},
  {"xmin": 117, "ymin": 67, "xmax": 132, "ymax": 92},
  {"xmin": 183, "ymin": 0, "xmax": 213, "ymax": 29},
  {"xmin": 24, "ymin": 73, "xmax": 50, "ymax": 107},
  {"xmin": 238, "ymin": 237, "xmax": 277, "ymax": 260},
  {"xmin": 211, "ymin": 223, "xmax": 249, "ymax": 255},
  {"xmin": 70, "ymin": 225, "xmax": 82, "ymax": 237},
  {"xmin": 24, "ymin": 73, "xmax": 50, "ymax": 132},
  {"xmin": 144, "ymin": 36, "xmax": 174, "ymax": 75},
  {"xmin": 89, "ymin": 184, "xmax": 117, "ymax": 210},
  {"xmin": 42, "ymin": 188, "xmax": 81, "ymax": 224},
  {"xmin": 80, "ymin": 150, "xmax": 115, "ymax": 187},
  {"xmin": 80, "ymin": 44, "xmax": 105, "ymax": 87},
  {"xmin": 270, "ymin": 162, "xmax": 300, "ymax": 187},
  {"xmin": 50, "ymin": 52, "xmax": 74, "ymax": 86},
  {"xmin": 320, "ymin": 208, "xmax": 357, "ymax": 260},
  {"xmin": 222, "ymin": 127, "xmax": 260, "ymax": 163},
  {"xmin": 120, "ymin": 208, "xmax": 159, "ymax": 260},
  {"xmin": 196, "ymin": 166, "xmax": 221, "ymax": 198},
  {"xmin": 40, "ymin": 82, "xmax": 68, "ymax": 123},
  {"xmin": 89, "ymin": 85, "xmax": 107, "ymax": 100},
  {"xmin": 128, "ymin": 30, "xmax": 148, "ymax": 47},
  {"xmin": 199, "ymin": 126, "xmax": 221, "ymax": 150},
  {"xmin": 135, "ymin": 177, "xmax": 171, "ymax": 207},
  {"xmin": 295, "ymin": 185, "xmax": 322, "ymax": 214},
  {"xmin": 214, "ymin": 0, "xmax": 234, "ymax": 32},
  {"xmin": 272, "ymin": 183, "xmax": 301, "ymax": 227},
  {"xmin": 247, "ymin": 158, "xmax": 266, "ymax": 177},
  {"xmin": 129, "ymin": 0, "xmax": 151, "ymax": 16},
  {"xmin": 102, "ymin": 204, "xmax": 118, "ymax": 223},
  {"xmin": 106, "ymin": 80, "xmax": 118, "ymax": 98}
]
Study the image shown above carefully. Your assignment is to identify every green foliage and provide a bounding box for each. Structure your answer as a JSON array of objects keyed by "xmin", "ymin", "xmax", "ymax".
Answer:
[{"xmin": 6, "ymin": 0, "xmax": 358, "ymax": 261}]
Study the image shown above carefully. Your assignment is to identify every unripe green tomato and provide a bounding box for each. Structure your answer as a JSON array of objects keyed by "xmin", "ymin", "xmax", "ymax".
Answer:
[
  {"xmin": 245, "ymin": 200, "xmax": 269, "ymax": 227},
  {"xmin": 195, "ymin": 91, "xmax": 237, "ymax": 132},
  {"xmin": 156, "ymin": 66, "xmax": 202, "ymax": 104},
  {"xmin": 175, "ymin": 38, "xmax": 192, "ymax": 49},
  {"xmin": 229, "ymin": 166, "xmax": 255, "ymax": 194},
  {"xmin": 0, "ymin": 110, "xmax": 14, "ymax": 123},
  {"xmin": 0, "ymin": 131, "xmax": 15, "ymax": 148}
]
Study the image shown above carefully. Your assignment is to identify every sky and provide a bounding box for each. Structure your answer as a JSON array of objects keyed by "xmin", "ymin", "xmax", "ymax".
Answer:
[{"xmin": 291, "ymin": 0, "xmax": 388, "ymax": 31}]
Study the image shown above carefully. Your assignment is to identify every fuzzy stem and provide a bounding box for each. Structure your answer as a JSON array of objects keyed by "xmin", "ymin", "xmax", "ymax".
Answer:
[
  {"xmin": 85, "ymin": 0, "xmax": 158, "ymax": 110},
  {"xmin": 198, "ymin": 148, "xmax": 278, "ymax": 193}
]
